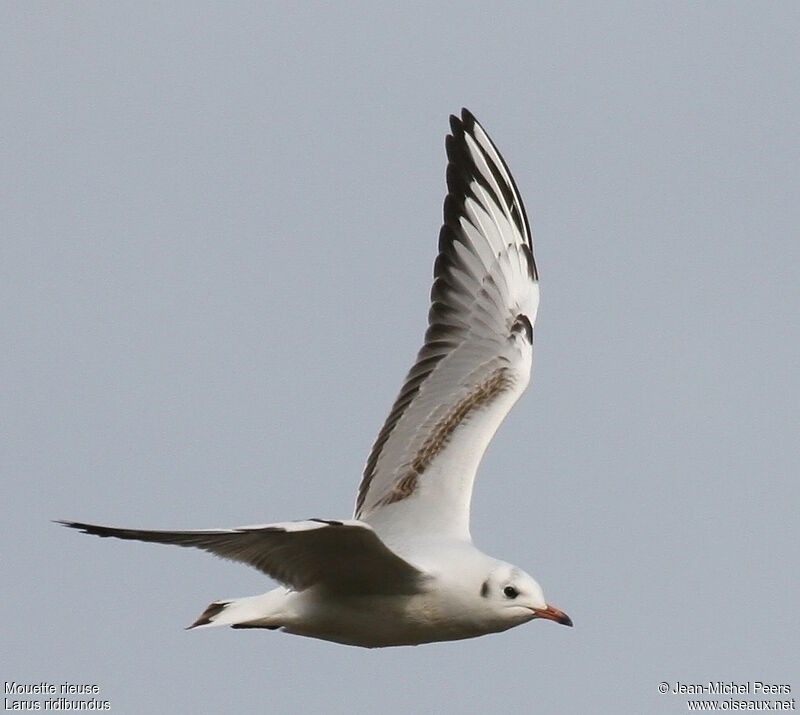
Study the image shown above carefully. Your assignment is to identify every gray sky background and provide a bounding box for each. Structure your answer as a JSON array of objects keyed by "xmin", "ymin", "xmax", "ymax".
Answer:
[{"xmin": 4, "ymin": 3, "xmax": 798, "ymax": 713}]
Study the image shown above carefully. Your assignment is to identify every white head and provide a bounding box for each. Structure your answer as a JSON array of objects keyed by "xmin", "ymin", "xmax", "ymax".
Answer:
[{"xmin": 478, "ymin": 562, "xmax": 572, "ymax": 630}]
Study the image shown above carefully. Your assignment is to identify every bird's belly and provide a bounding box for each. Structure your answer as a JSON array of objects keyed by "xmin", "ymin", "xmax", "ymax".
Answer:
[{"xmin": 284, "ymin": 593, "xmax": 500, "ymax": 648}]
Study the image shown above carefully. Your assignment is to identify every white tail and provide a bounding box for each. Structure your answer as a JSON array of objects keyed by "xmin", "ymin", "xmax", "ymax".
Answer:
[{"xmin": 187, "ymin": 589, "xmax": 289, "ymax": 630}]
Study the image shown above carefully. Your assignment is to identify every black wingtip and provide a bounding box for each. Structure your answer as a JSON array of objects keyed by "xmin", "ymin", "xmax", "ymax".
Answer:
[
  {"xmin": 55, "ymin": 519, "xmax": 83, "ymax": 531},
  {"xmin": 449, "ymin": 108, "xmax": 478, "ymax": 135},
  {"xmin": 448, "ymin": 113, "xmax": 461, "ymax": 136},
  {"xmin": 56, "ymin": 520, "xmax": 121, "ymax": 539}
]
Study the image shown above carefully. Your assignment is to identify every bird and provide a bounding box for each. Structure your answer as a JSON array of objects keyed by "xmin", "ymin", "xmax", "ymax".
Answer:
[{"xmin": 59, "ymin": 108, "xmax": 572, "ymax": 647}]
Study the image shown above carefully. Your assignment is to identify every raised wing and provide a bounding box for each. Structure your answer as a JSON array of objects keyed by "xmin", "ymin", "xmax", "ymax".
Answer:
[
  {"xmin": 355, "ymin": 109, "xmax": 539, "ymax": 542},
  {"xmin": 58, "ymin": 519, "xmax": 426, "ymax": 595}
]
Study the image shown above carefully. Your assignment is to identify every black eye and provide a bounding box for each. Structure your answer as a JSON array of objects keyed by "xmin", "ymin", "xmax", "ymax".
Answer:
[{"xmin": 503, "ymin": 586, "xmax": 519, "ymax": 599}]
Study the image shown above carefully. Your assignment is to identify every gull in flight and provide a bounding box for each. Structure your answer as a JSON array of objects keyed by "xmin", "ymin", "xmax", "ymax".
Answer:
[{"xmin": 60, "ymin": 109, "xmax": 572, "ymax": 647}]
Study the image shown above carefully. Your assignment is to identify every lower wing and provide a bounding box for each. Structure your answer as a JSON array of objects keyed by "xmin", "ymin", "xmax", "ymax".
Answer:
[{"xmin": 58, "ymin": 518, "xmax": 426, "ymax": 595}]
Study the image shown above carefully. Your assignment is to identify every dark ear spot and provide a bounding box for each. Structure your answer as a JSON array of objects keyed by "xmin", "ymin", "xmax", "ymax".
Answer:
[{"xmin": 480, "ymin": 580, "xmax": 490, "ymax": 598}]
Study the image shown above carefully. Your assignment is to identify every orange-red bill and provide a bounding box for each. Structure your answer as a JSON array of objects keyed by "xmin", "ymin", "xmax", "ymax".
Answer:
[{"xmin": 532, "ymin": 604, "xmax": 573, "ymax": 627}]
